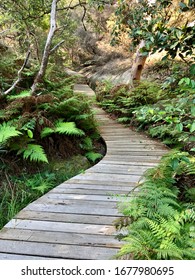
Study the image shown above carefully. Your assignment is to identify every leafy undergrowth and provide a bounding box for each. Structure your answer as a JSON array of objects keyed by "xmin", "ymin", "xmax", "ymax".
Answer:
[
  {"xmin": 116, "ymin": 151, "xmax": 195, "ymax": 260},
  {"xmin": 95, "ymin": 60, "xmax": 195, "ymax": 260},
  {"xmin": 96, "ymin": 75, "xmax": 195, "ymax": 153},
  {"xmin": 0, "ymin": 76, "xmax": 105, "ymax": 229},
  {"xmin": 0, "ymin": 155, "xmax": 90, "ymax": 229}
]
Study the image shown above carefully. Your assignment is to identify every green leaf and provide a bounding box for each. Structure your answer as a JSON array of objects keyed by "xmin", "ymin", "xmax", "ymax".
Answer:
[
  {"xmin": 175, "ymin": 123, "xmax": 183, "ymax": 132},
  {"xmin": 55, "ymin": 121, "xmax": 85, "ymax": 136},
  {"xmin": 190, "ymin": 121, "xmax": 195, "ymax": 133},
  {"xmin": 27, "ymin": 129, "xmax": 33, "ymax": 139},
  {"xmin": 171, "ymin": 158, "xmax": 179, "ymax": 170},
  {"xmin": 41, "ymin": 127, "xmax": 55, "ymax": 138},
  {"xmin": 191, "ymin": 106, "xmax": 195, "ymax": 116},
  {"xmin": 18, "ymin": 144, "xmax": 48, "ymax": 163},
  {"xmin": 0, "ymin": 122, "xmax": 21, "ymax": 144},
  {"xmin": 85, "ymin": 152, "xmax": 103, "ymax": 163},
  {"xmin": 7, "ymin": 90, "xmax": 31, "ymax": 101}
]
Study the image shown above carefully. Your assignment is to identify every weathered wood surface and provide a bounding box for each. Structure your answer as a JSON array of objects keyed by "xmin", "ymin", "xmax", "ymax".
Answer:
[{"xmin": 0, "ymin": 84, "xmax": 168, "ymax": 259}]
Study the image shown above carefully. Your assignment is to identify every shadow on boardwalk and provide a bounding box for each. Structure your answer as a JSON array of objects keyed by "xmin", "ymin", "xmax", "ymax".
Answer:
[{"xmin": 0, "ymin": 84, "xmax": 168, "ymax": 259}]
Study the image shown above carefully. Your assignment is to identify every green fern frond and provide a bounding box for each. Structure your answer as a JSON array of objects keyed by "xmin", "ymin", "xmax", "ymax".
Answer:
[
  {"xmin": 31, "ymin": 182, "xmax": 53, "ymax": 194},
  {"xmin": 55, "ymin": 121, "xmax": 85, "ymax": 136},
  {"xmin": 117, "ymin": 117, "xmax": 131, "ymax": 123},
  {"xmin": 0, "ymin": 122, "xmax": 21, "ymax": 144},
  {"xmin": 40, "ymin": 127, "xmax": 55, "ymax": 138},
  {"xmin": 75, "ymin": 113, "xmax": 93, "ymax": 120},
  {"xmin": 158, "ymin": 239, "xmax": 183, "ymax": 260},
  {"xmin": 17, "ymin": 144, "xmax": 48, "ymax": 163},
  {"xmin": 85, "ymin": 152, "xmax": 103, "ymax": 163},
  {"xmin": 7, "ymin": 90, "xmax": 31, "ymax": 101},
  {"xmin": 80, "ymin": 137, "xmax": 93, "ymax": 151}
]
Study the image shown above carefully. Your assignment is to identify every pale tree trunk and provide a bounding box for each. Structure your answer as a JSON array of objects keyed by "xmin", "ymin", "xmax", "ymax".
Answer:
[
  {"xmin": 131, "ymin": 40, "xmax": 148, "ymax": 83},
  {"xmin": 31, "ymin": 0, "xmax": 58, "ymax": 95}
]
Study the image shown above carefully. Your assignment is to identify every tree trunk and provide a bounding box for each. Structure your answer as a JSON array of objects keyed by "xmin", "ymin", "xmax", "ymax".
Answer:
[
  {"xmin": 131, "ymin": 40, "xmax": 148, "ymax": 83},
  {"xmin": 31, "ymin": 0, "xmax": 58, "ymax": 95}
]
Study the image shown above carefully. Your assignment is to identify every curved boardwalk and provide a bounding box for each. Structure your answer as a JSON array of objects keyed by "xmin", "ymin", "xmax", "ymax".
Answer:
[{"xmin": 0, "ymin": 84, "xmax": 168, "ymax": 259}]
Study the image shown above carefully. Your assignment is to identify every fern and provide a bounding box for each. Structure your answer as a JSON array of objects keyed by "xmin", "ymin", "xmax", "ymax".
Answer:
[
  {"xmin": 17, "ymin": 144, "xmax": 48, "ymax": 163},
  {"xmin": 55, "ymin": 121, "xmax": 85, "ymax": 136},
  {"xmin": 41, "ymin": 122, "xmax": 85, "ymax": 138},
  {"xmin": 0, "ymin": 122, "xmax": 21, "ymax": 144},
  {"xmin": 7, "ymin": 90, "xmax": 31, "ymax": 101},
  {"xmin": 41, "ymin": 127, "xmax": 55, "ymax": 138},
  {"xmin": 85, "ymin": 151, "xmax": 103, "ymax": 163},
  {"xmin": 117, "ymin": 150, "xmax": 195, "ymax": 260},
  {"xmin": 80, "ymin": 137, "xmax": 93, "ymax": 151}
]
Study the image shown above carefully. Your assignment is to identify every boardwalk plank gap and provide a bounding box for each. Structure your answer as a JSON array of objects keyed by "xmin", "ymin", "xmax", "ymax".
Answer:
[{"xmin": 0, "ymin": 84, "xmax": 168, "ymax": 259}]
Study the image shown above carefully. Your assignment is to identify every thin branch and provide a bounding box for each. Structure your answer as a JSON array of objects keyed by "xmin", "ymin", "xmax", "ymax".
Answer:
[
  {"xmin": 2, "ymin": 50, "xmax": 31, "ymax": 96},
  {"xmin": 79, "ymin": 0, "xmax": 87, "ymax": 31},
  {"xmin": 49, "ymin": 39, "xmax": 65, "ymax": 54}
]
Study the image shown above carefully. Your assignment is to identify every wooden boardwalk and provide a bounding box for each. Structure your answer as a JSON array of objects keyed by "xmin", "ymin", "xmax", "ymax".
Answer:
[{"xmin": 0, "ymin": 84, "xmax": 168, "ymax": 259}]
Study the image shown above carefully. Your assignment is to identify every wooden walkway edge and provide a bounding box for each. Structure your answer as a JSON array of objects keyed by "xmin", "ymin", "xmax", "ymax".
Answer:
[{"xmin": 0, "ymin": 84, "xmax": 168, "ymax": 259}]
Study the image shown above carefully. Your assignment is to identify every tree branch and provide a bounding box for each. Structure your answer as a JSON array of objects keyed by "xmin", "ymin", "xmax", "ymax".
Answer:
[
  {"xmin": 2, "ymin": 50, "xmax": 31, "ymax": 96},
  {"xmin": 79, "ymin": 0, "xmax": 87, "ymax": 31},
  {"xmin": 31, "ymin": 0, "xmax": 58, "ymax": 95},
  {"xmin": 49, "ymin": 40, "xmax": 65, "ymax": 54}
]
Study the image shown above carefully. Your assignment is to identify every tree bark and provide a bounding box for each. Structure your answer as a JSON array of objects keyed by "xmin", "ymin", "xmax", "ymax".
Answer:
[
  {"xmin": 31, "ymin": 0, "xmax": 58, "ymax": 95},
  {"xmin": 131, "ymin": 40, "xmax": 148, "ymax": 83}
]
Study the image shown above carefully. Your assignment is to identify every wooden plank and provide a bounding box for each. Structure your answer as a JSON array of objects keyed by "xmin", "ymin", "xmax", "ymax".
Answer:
[
  {"xmin": 24, "ymin": 203, "xmax": 122, "ymax": 216},
  {"xmin": 105, "ymin": 139, "xmax": 159, "ymax": 144},
  {"xmin": 5, "ymin": 219, "xmax": 117, "ymax": 236},
  {"xmin": 103, "ymin": 155, "xmax": 161, "ymax": 163},
  {"xmin": 50, "ymin": 188, "xmax": 131, "ymax": 195},
  {"xmin": 50, "ymin": 184, "xmax": 136, "ymax": 192},
  {"xmin": 15, "ymin": 211, "xmax": 120, "ymax": 225},
  {"xmin": 72, "ymin": 173, "xmax": 141, "ymax": 183},
  {"xmin": 89, "ymin": 164, "xmax": 149, "ymax": 175},
  {"xmin": 96, "ymin": 160, "xmax": 158, "ymax": 167},
  {"xmin": 60, "ymin": 179, "xmax": 137, "ymax": 187},
  {"xmin": 36, "ymin": 197, "xmax": 119, "ymax": 208},
  {"xmin": 0, "ymin": 253, "xmax": 55, "ymax": 260},
  {"xmin": 0, "ymin": 240, "xmax": 118, "ymax": 259},
  {"xmin": 106, "ymin": 147, "xmax": 166, "ymax": 152},
  {"xmin": 0, "ymin": 228, "xmax": 123, "ymax": 248},
  {"xmin": 40, "ymin": 193, "xmax": 122, "ymax": 202}
]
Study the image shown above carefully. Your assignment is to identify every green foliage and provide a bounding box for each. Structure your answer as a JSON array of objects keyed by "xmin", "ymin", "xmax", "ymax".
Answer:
[
  {"xmin": 97, "ymin": 80, "xmax": 172, "ymax": 120},
  {"xmin": 0, "ymin": 78, "xmax": 99, "ymax": 163},
  {"xmin": 133, "ymin": 92, "xmax": 195, "ymax": 151},
  {"xmin": 41, "ymin": 121, "xmax": 85, "ymax": 138},
  {"xmin": 7, "ymin": 90, "xmax": 31, "ymax": 100},
  {"xmin": 55, "ymin": 121, "xmax": 85, "ymax": 136},
  {"xmin": 0, "ymin": 155, "xmax": 91, "ymax": 229},
  {"xmin": 17, "ymin": 144, "xmax": 48, "ymax": 163},
  {"xmin": 0, "ymin": 122, "xmax": 21, "ymax": 144},
  {"xmin": 117, "ymin": 151, "xmax": 195, "ymax": 260},
  {"xmin": 85, "ymin": 151, "xmax": 103, "ymax": 163},
  {"xmin": 111, "ymin": 0, "xmax": 195, "ymax": 60}
]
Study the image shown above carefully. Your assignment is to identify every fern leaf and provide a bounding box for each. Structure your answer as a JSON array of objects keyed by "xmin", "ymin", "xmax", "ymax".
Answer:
[
  {"xmin": 40, "ymin": 127, "xmax": 55, "ymax": 138},
  {"xmin": 17, "ymin": 144, "xmax": 48, "ymax": 163},
  {"xmin": 31, "ymin": 182, "xmax": 53, "ymax": 194},
  {"xmin": 85, "ymin": 152, "xmax": 103, "ymax": 163},
  {"xmin": 55, "ymin": 121, "xmax": 85, "ymax": 136},
  {"xmin": 7, "ymin": 90, "xmax": 31, "ymax": 100},
  {"xmin": 80, "ymin": 137, "xmax": 93, "ymax": 151},
  {"xmin": 0, "ymin": 122, "xmax": 21, "ymax": 144}
]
